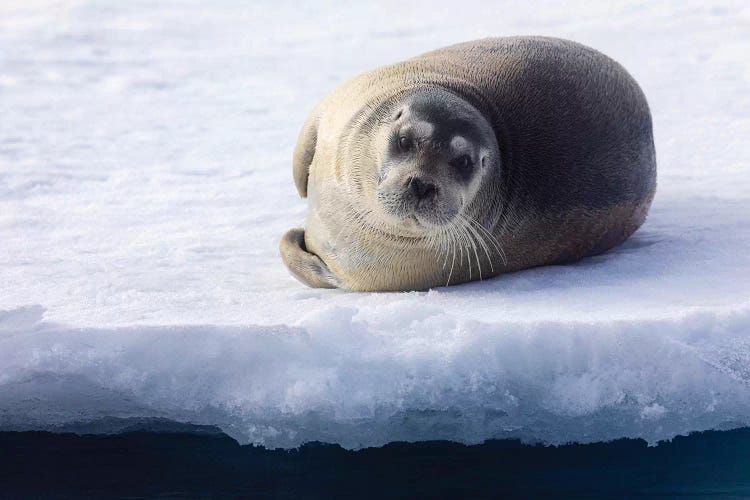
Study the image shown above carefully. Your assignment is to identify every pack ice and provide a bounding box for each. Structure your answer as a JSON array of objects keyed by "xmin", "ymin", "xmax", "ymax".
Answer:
[{"xmin": 1, "ymin": 1, "xmax": 750, "ymax": 449}]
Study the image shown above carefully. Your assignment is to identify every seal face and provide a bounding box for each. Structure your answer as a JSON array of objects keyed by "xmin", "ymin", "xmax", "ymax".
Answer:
[
  {"xmin": 280, "ymin": 37, "xmax": 657, "ymax": 291},
  {"xmin": 374, "ymin": 89, "xmax": 497, "ymax": 231}
]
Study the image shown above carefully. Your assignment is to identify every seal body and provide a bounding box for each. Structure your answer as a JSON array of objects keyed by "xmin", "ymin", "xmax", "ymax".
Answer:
[{"xmin": 280, "ymin": 37, "xmax": 656, "ymax": 291}]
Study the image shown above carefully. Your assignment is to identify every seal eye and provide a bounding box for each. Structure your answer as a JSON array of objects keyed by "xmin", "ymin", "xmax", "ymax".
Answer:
[
  {"xmin": 398, "ymin": 136, "xmax": 410, "ymax": 151},
  {"xmin": 450, "ymin": 154, "xmax": 473, "ymax": 174}
]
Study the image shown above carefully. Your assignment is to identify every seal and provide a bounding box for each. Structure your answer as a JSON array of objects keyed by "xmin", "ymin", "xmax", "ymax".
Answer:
[{"xmin": 280, "ymin": 36, "xmax": 656, "ymax": 291}]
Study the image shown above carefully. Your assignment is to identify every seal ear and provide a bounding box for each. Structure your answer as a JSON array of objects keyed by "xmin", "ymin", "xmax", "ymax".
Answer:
[
  {"xmin": 280, "ymin": 228, "xmax": 339, "ymax": 289},
  {"xmin": 292, "ymin": 109, "xmax": 321, "ymax": 198}
]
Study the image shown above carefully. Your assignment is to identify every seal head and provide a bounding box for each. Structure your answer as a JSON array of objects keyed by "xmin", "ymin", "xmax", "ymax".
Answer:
[{"xmin": 373, "ymin": 88, "xmax": 499, "ymax": 232}]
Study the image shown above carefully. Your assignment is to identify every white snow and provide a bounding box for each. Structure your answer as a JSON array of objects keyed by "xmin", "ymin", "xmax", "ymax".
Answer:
[{"xmin": 1, "ymin": 0, "xmax": 750, "ymax": 449}]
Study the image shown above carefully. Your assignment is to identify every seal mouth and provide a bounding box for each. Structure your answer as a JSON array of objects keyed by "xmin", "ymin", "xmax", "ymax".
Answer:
[
  {"xmin": 375, "ymin": 187, "xmax": 461, "ymax": 233},
  {"xmin": 385, "ymin": 198, "xmax": 460, "ymax": 230},
  {"xmin": 412, "ymin": 208, "xmax": 459, "ymax": 229}
]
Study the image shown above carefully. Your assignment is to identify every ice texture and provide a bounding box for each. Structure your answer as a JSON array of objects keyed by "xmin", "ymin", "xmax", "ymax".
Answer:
[{"xmin": 1, "ymin": 1, "xmax": 750, "ymax": 448}]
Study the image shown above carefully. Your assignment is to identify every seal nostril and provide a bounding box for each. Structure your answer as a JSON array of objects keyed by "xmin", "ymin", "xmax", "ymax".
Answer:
[{"xmin": 408, "ymin": 177, "xmax": 437, "ymax": 201}]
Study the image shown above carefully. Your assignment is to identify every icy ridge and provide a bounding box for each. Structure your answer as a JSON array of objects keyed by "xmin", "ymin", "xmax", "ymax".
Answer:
[{"xmin": 2, "ymin": 303, "xmax": 750, "ymax": 448}]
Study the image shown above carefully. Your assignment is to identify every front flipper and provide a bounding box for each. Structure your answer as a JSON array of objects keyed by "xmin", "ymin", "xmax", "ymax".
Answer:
[
  {"xmin": 280, "ymin": 228, "xmax": 340, "ymax": 289},
  {"xmin": 292, "ymin": 105, "xmax": 322, "ymax": 198}
]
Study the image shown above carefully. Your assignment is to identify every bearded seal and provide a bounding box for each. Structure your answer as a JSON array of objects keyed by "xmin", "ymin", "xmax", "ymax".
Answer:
[{"xmin": 280, "ymin": 36, "xmax": 656, "ymax": 291}]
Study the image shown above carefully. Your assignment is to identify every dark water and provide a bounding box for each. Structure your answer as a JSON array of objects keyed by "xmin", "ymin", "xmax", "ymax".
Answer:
[{"xmin": 2, "ymin": 426, "xmax": 750, "ymax": 498}]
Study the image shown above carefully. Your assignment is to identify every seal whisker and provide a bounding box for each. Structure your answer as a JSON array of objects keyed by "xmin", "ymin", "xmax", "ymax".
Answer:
[
  {"xmin": 428, "ymin": 227, "xmax": 447, "ymax": 267},
  {"xmin": 460, "ymin": 214, "xmax": 493, "ymax": 274},
  {"xmin": 465, "ymin": 214, "xmax": 507, "ymax": 267},
  {"xmin": 446, "ymin": 227, "xmax": 457, "ymax": 287},
  {"xmin": 462, "ymin": 221, "xmax": 476, "ymax": 280},
  {"xmin": 459, "ymin": 215, "xmax": 489, "ymax": 268},
  {"xmin": 442, "ymin": 225, "xmax": 454, "ymax": 260},
  {"xmin": 459, "ymin": 216, "xmax": 482, "ymax": 280},
  {"xmin": 439, "ymin": 227, "xmax": 452, "ymax": 270},
  {"xmin": 456, "ymin": 222, "xmax": 470, "ymax": 281},
  {"xmin": 464, "ymin": 214, "xmax": 504, "ymax": 266}
]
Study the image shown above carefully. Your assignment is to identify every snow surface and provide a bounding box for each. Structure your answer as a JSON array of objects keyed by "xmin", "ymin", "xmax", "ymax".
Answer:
[{"xmin": 1, "ymin": 0, "xmax": 750, "ymax": 449}]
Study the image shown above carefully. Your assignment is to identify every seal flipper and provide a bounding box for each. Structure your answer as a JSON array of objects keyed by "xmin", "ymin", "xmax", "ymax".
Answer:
[
  {"xmin": 292, "ymin": 106, "xmax": 321, "ymax": 198},
  {"xmin": 280, "ymin": 228, "xmax": 339, "ymax": 288}
]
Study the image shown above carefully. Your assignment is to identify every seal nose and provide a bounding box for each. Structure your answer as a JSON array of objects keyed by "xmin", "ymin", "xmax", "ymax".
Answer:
[{"xmin": 408, "ymin": 177, "xmax": 437, "ymax": 201}]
